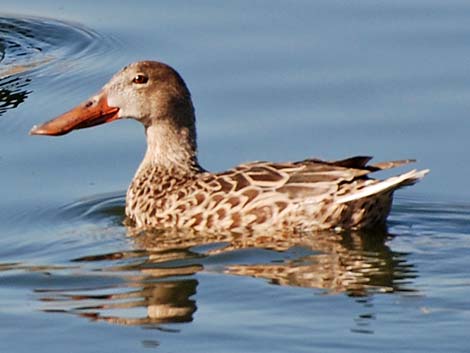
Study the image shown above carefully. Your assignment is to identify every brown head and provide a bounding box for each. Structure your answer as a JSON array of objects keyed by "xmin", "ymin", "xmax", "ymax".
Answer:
[{"xmin": 31, "ymin": 61, "xmax": 200, "ymax": 171}]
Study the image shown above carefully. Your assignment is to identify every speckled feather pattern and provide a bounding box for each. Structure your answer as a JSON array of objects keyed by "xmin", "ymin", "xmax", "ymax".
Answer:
[{"xmin": 125, "ymin": 157, "xmax": 418, "ymax": 232}]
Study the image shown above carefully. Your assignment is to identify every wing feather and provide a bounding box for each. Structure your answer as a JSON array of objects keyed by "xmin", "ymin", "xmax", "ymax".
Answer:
[{"xmin": 212, "ymin": 156, "xmax": 424, "ymax": 204}]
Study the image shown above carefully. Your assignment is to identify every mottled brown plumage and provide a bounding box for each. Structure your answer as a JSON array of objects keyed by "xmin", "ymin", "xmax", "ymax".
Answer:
[
  {"xmin": 126, "ymin": 156, "xmax": 425, "ymax": 232},
  {"xmin": 31, "ymin": 61, "xmax": 429, "ymax": 232}
]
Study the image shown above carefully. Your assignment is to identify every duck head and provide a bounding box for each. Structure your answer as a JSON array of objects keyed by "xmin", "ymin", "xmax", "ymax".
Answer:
[
  {"xmin": 30, "ymin": 61, "xmax": 199, "ymax": 170},
  {"xmin": 30, "ymin": 60, "xmax": 195, "ymax": 135}
]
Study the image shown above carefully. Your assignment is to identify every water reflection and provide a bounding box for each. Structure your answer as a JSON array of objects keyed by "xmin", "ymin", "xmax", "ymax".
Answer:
[
  {"xmin": 32, "ymin": 223, "xmax": 416, "ymax": 326},
  {"xmin": 0, "ymin": 74, "xmax": 31, "ymax": 116}
]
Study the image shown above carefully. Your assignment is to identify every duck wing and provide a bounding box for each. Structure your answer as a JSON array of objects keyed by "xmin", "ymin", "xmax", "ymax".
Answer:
[{"xmin": 212, "ymin": 156, "xmax": 427, "ymax": 204}]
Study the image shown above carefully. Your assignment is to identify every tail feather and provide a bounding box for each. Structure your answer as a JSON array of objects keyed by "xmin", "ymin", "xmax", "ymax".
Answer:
[
  {"xmin": 369, "ymin": 159, "xmax": 416, "ymax": 171},
  {"xmin": 334, "ymin": 169, "xmax": 430, "ymax": 204}
]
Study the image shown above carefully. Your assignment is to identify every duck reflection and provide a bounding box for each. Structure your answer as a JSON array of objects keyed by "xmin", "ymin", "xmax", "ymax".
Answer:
[
  {"xmin": 39, "ymin": 247, "xmax": 201, "ymax": 326},
  {"xmin": 36, "ymin": 224, "xmax": 416, "ymax": 326},
  {"xmin": 70, "ymin": 279, "xmax": 198, "ymax": 326},
  {"xmin": 230, "ymin": 230, "xmax": 411, "ymax": 297},
  {"xmin": 132, "ymin": 226, "xmax": 415, "ymax": 296}
]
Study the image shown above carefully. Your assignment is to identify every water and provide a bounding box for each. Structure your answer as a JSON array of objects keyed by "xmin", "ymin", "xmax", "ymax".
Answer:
[{"xmin": 0, "ymin": 2, "xmax": 469, "ymax": 352}]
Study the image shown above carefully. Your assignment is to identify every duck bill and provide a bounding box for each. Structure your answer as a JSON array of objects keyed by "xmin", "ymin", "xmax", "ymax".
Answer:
[{"xmin": 30, "ymin": 94, "xmax": 120, "ymax": 136}]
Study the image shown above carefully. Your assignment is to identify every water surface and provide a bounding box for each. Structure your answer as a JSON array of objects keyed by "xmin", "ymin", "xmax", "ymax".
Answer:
[{"xmin": 0, "ymin": 2, "xmax": 469, "ymax": 353}]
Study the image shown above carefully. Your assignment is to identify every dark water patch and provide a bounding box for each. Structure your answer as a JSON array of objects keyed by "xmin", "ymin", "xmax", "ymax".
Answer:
[{"xmin": 0, "ymin": 75, "xmax": 31, "ymax": 116}]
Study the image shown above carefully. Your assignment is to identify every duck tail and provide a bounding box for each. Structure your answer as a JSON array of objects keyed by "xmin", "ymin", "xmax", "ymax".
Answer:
[{"xmin": 334, "ymin": 169, "xmax": 430, "ymax": 204}]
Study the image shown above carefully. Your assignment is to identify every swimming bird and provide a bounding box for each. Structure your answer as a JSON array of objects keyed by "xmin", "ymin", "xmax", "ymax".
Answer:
[{"xmin": 30, "ymin": 61, "xmax": 428, "ymax": 232}]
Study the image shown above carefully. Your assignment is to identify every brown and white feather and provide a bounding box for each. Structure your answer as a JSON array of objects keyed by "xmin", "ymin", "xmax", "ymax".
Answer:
[{"xmin": 126, "ymin": 156, "xmax": 428, "ymax": 232}]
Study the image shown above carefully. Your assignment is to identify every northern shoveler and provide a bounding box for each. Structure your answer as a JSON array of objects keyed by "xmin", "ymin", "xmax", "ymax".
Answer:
[{"xmin": 31, "ymin": 61, "xmax": 428, "ymax": 232}]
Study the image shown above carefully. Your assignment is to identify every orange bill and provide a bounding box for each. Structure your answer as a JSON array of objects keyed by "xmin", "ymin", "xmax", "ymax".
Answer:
[{"xmin": 30, "ymin": 94, "xmax": 120, "ymax": 136}]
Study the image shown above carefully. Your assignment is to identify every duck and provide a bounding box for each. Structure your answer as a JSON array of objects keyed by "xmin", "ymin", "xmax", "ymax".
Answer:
[{"xmin": 30, "ymin": 61, "xmax": 428, "ymax": 232}]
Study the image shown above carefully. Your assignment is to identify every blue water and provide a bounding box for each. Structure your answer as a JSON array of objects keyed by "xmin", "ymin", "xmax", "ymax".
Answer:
[{"xmin": 0, "ymin": 1, "xmax": 469, "ymax": 352}]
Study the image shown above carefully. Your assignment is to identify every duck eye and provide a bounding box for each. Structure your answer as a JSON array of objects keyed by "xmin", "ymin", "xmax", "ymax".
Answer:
[{"xmin": 132, "ymin": 74, "xmax": 148, "ymax": 84}]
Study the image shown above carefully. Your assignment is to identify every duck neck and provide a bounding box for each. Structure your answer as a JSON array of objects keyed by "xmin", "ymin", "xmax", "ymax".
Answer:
[{"xmin": 136, "ymin": 119, "xmax": 201, "ymax": 176}]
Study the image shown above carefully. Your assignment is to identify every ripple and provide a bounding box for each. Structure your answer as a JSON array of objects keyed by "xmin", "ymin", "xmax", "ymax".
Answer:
[
  {"xmin": 391, "ymin": 196, "xmax": 470, "ymax": 234},
  {"xmin": 0, "ymin": 16, "xmax": 114, "ymax": 78},
  {"xmin": 58, "ymin": 192, "xmax": 126, "ymax": 224},
  {"xmin": 0, "ymin": 15, "xmax": 118, "ymax": 117}
]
